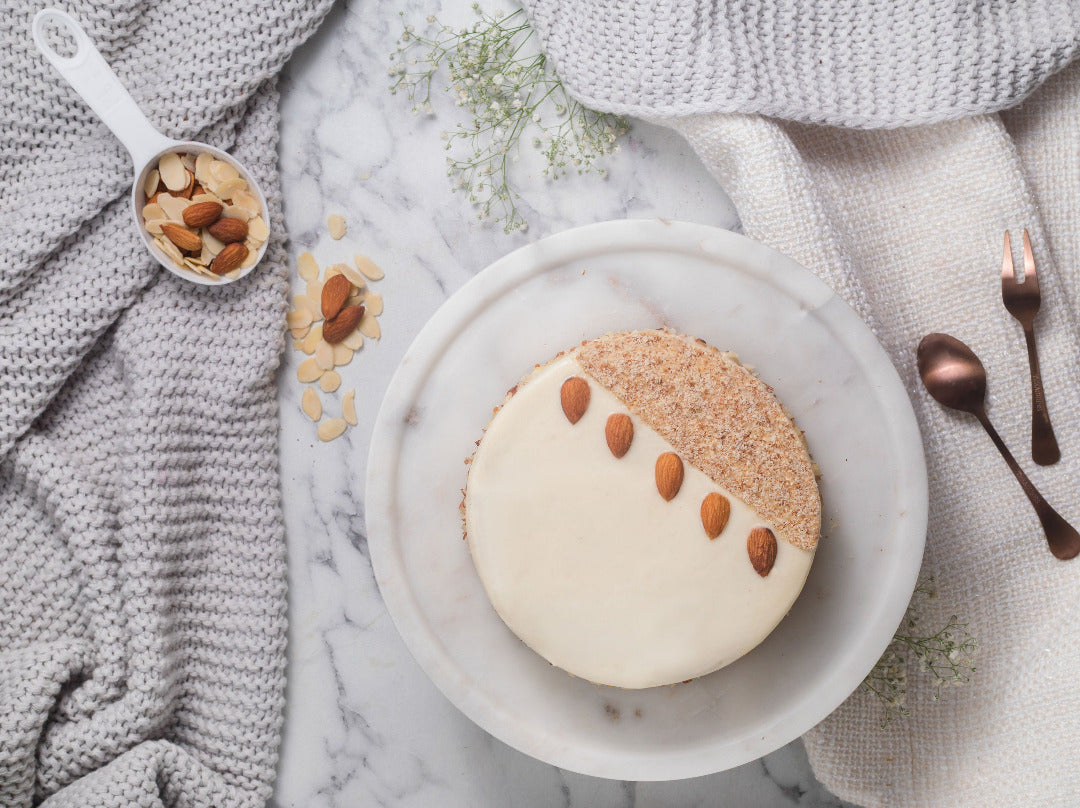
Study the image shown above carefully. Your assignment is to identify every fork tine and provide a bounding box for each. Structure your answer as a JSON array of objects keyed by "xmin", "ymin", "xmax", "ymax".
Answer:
[
  {"xmin": 1022, "ymin": 229, "xmax": 1038, "ymax": 287},
  {"xmin": 1002, "ymin": 231, "xmax": 1015, "ymax": 282}
]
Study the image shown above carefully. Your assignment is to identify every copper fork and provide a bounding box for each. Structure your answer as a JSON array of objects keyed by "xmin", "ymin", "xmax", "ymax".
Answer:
[{"xmin": 1002, "ymin": 229, "xmax": 1060, "ymax": 465}]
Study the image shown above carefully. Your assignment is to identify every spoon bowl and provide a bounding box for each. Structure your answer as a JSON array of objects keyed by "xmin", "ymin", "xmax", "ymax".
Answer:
[
  {"xmin": 32, "ymin": 9, "xmax": 268, "ymax": 285},
  {"xmin": 916, "ymin": 332, "xmax": 987, "ymax": 414}
]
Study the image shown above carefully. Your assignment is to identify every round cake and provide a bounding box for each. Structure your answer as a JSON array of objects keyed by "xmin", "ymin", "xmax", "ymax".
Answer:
[{"xmin": 463, "ymin": 329, "xmax": 821, "ymax": 689}]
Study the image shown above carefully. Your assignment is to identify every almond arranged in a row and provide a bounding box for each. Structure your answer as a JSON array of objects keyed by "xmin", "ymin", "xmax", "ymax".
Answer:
[
  {"xmin": 747, "ymin": 527, "xmax": 777, "ymax": 577},
  {"xmin": 605, "ymin": 413, "xmax": 634, "ymax": 458},
  {"xmin": 655, "ymin": 452, "xmax": 684, "ymax": 501},
  {"xmin": 700, "ymin": 493, "xmax": 731, "ymax": 539},
  {"xmin": 560, "ymin": 377, "xmax": 591, "ymax": 424}
]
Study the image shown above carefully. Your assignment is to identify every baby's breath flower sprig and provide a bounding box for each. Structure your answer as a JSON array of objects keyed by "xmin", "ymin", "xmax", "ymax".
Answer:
[
  {"xmin": 861, "ymin": 577, "xmax": 978, "ymax": 727},
  {"xmin": 389, "ymin": 4, "xmax": 629, "ymax": 233}
]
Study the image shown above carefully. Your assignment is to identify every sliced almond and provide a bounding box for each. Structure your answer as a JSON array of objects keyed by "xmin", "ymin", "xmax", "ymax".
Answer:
[
  {"xmin": 327, "ymin": 214, "xmax": 346, "ymax": 239},
  {"xmin": 747, "ymin": 527, "xmax": 778, "ymax": 577},
  {"xmin": 289, "ymin": 325, "xmax": 310, "ymax": 340},
  {"xmin": 341, "ymin": 329, "xmax": 364, "ymax": 351},
  {"xmin": 141, "ymin": 202, "xmax": 165, "ymax": 221},
  {"xmin": 144, "ymin": 218, "xmax": 167, "ymax": 235},
  {"xmin": 143, "ymin": 169, "xmax": 160, "ymax": 199},
  {"xmin": 191, "ymin": 192, "xmax": 222, "ymax": 206},
  {"xmin": 319, "ymin": 370, "xmax": 342, "ymax": 393},
  {"xmin": 605, "ymin": 414, "xmax": 633, "ymax": 458},
  {"xmin": 700, "ymin": 493, "xmax": 731, "ymax": 539},
  {"xmin": 202, "ymin": 230, "xmax": 226, "ymax": 257},
  {"xmin": 232, "ymin": 189, "xmax": 262, "ymax": 215},
  {"xmin": 560, "ymin": 377, "xmax": 590, "ymax": 424},
  {"xmin": 364, "ymin": 291, "xmax": 383, "ymax": 316},
  {"xmin": 297, "ymin": 357, "xmax": 324, "ymax": 383},
  {"xmin": 299, "ymin": 323, "xmax": 323, "ymax": 354},
  {"xmin": 157, "ymin": 194, "xmax": 190, "ymax": 222},
  {"xmin": 169, "ymin": 170, "xmax": 195, "ymax": 199},
  {"xmin": 353, "ymin": 253, "xmax": 384, "ymax": 280},
  {"xmin": 286, "ymin": 309, "xmax": 313, "ymax": 330},
  {"xmin": 301, "ymin": 388, "xmax": 322, "ymax": 421},
  {"xmin": 155, "ymin": 235, "xmax": 185, "ymax": 267},
  {"xmin": 317, "ymin": 418, "xmax": 347, "ymax": 442},
  {"xmin": 194, "ymin": 152, "xmax": 215, "ymax": 187},
  {"xmin": 214, "ymin": 177, "xmax": 248, "ymax": 201},
  {"xmin": 179, "ymin": 152, "xmax": 196, "ymax": 172},
  {"xmin": 340, "ymin": 263, "xmax": 367, "ymax": 289},
  {"xmin": 293, "ymin": 294, "xmax": 321, "ymax": 321},
  {"xmin": 297, "ymin": 252, "xmax": 319, "ymax": 282},
  {"xmin": 655, "ymin": 452, "xmax": 684, "ymax": 501},
  {"xmin": 315, "ymin": 340, "xmax": 334, "ymax": 371},
  {"xmin": 332, "ymin": 344, "xmax": 353, "ymax": 366},
  {"xmin": 209, "ymin": 159, "xmax": 239, "ymax": 184},
  {"xmin": 358, "ymin": 311, "xmax": 381, "ymax": 339},
  {"xmin": 240, "ymin": 248, "xmax": 258, "ymax": 269},
  {"xmin": 342, "ymin": 390, "xmax": 357, "ymax": 425},
  {"xmin": 247, "ymin": 216, "xmax": 269, "ymax": 242},
  {"xmin": 305, "ymin": 279, "xmax": 324, "ymax": 304},
  {"xmin": 225, "ymin": 268, "xmax": 243, "ymax": 279},
  {"xmin": 158, "ymin": 152, "xmax": 188, "ymax": 191}
]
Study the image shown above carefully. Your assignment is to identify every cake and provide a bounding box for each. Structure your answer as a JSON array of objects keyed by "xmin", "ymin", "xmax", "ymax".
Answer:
[{"xmin": 463, "ymin": 330, "xmax": 821, "ymax": 689}]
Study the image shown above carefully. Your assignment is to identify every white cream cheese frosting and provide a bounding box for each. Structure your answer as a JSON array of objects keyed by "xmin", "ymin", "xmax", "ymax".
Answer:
[{"xmin": 465, "ymin": 354, "xmax": 815, "ymax": 689}]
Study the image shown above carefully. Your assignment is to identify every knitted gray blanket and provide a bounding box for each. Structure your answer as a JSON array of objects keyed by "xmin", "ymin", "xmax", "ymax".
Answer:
[
  {"xmin": 0, "ymin": 2, "xmax": 330, "ymax": 806},
  {"xmin": 526, "ymin": 0, "xmax": 1080, "ymax": 127}
]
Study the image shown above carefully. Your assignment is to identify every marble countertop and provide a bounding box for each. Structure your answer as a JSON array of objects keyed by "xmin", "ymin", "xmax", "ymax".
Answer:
[{"xmin": 271, "ymin": 1, "xmax": 858, "ymax": 805}]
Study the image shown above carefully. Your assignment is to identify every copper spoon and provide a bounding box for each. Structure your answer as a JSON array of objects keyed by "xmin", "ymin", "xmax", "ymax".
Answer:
[{"xmin": 917, "ymin": 332, "xmax": 1080, "ymax": 560}]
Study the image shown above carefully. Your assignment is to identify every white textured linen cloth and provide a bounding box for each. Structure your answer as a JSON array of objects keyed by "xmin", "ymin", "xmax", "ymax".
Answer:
[
  {"xmin": 523, "ymin": 2, "xmax": 1080, "ymax": 806},
  {"xmin": 0, "ymin": 2, "xmax": 331, "ymax": 807}
]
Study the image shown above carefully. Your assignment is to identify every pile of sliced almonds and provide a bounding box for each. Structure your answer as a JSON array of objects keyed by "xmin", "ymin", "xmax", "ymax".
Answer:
[
  {"xmin": 141, "ymin": 151, "xmax": 268, "ymax": 280},
  {"xmin": 289, "ymin": 226, "xmax": 385, "ymax": 442}
]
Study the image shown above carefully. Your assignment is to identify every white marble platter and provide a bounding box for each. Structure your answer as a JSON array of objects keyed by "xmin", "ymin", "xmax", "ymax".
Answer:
[{"xmin": 364, "ymin": 219, "xmax": 928, "ymax": 781}]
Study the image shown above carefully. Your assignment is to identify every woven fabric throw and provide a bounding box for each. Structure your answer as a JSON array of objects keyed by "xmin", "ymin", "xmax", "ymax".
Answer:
[
  {"xmin": 0, "ymin": 2, "xmax": 331, "ymax": 806},
  {"xmin": 523, "ymin": 2, "xmax": 1080, "ymax": 806}
]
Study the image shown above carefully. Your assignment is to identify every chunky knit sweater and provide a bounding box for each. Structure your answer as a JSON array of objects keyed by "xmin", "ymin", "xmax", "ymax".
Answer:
[{"xmin": 0, "ymin": 2, "xmax": 331, "ymax": 806}]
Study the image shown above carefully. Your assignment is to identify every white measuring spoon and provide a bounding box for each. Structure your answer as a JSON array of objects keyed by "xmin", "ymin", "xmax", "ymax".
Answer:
[{"xmin": 32, "ymin": 8, "xmax": 269, "ymax": 285}]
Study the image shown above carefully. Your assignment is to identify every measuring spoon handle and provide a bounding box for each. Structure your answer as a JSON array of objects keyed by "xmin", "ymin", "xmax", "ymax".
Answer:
[{"xmin": 32, "ymin": 9, "xmax": 173, "ymax": 169}]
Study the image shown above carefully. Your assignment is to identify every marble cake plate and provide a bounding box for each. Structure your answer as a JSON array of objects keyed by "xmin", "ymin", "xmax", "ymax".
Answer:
[{"xmin": 366, "ymin": 219, "xmax": 927, "ymax": 781}]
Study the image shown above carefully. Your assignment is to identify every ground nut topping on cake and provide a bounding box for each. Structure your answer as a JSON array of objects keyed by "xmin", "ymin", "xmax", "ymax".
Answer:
[{"xmin": 577, "ymin": 330, "xmax": 820, "ymax": 551}]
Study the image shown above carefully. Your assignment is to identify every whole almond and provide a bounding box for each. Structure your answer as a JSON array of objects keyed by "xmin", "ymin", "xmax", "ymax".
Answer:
[
  {"xmin": 182, "ymin": 200, "xmax": 223, "ymax": 228},
  {"xmin": 655, "ymin": 452, "xmax": 684, "ymax": 501},
  {"xmin": 605, "ymin": 413, "xmax": 633, "ymax": 458},
  {"xmin": 210, "ymin": 242, "xmax": 248, "ymax": 275},
  {"xmin": 747, "ymin": 527, "xmax": 778, "ymax": 577},
  {"xmin": 322, "ymin": 304, "xmax": 364, "ymax": 344},
  {"xmin": 160, "ymin": 222, "xmax": 202, "ymax": 253},
  {"xmin": 700, "ymin": 493, "xmax": 731, "ymax": 539},
  {"xmin": 321, "ymin": 273, "xmax": 352, "ymax": 320},
  {"xmin": 560, "ymin": 377, "xmax": 590, "ymax": 424},
  {"xmin": 208, "ymin": 216, "xmax": 248, "ymax": 244}
]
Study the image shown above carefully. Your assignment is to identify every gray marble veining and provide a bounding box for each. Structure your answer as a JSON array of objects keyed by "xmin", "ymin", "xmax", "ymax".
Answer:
[{"xmin": 272, "ymin": 0, "xmax": 859, "ymax": 805}]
